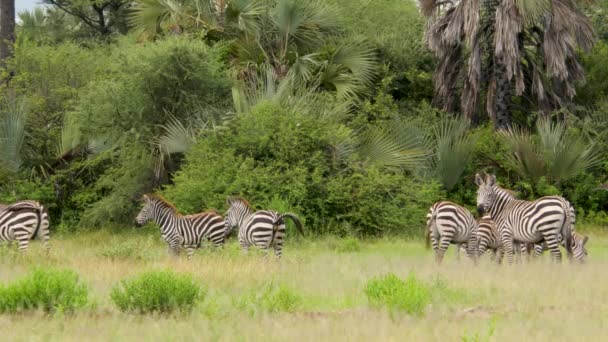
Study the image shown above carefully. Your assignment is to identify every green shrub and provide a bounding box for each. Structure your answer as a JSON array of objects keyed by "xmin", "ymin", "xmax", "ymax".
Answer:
[
  {"xmin": 235, "ymin": 283, "xmax": 302, "ymax": 315},
  {"xmin": 0, "ymin": 268, "xmax": 88, "ymax": 314},
  {"xmin": 111, "ymin": 270, "xmax": 203, "ymax": 314},
  {"xmin": 364, "ymin": 273, "xmax": 431, "ymax": 316},
  {"xmin": 164, "ymin": 101, "xmax": 443, "ymax": 236}
]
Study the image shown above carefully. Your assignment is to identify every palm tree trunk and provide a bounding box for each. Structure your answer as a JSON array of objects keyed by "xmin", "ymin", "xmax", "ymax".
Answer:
[
  {"xmin": 493, "ymin": 59, "xmax": 512, "ymax": 129},
  {"xmin": 0, "ymin": 0, "xmax": 15, "ymax": 70}
]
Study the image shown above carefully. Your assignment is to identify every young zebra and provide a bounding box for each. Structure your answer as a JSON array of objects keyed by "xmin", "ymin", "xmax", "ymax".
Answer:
[
  {"xmin": 475, "ymin": 214, "xmax": 505, "ymax": 263},
  {"xmin": 0, "ymin": 200, "xmax": 49, "ymax": 252},
  {"xmin": 426, "ymin": 201, "xmax": 478, "ymax": 264},
  {"xmin": 135, "ymin": 194, "xmax": 227, "ymax": 258},
  {"xmin": 225, "ymin": 197, "xmax": 304, "ymax": 259},
  {"xmin": 475, "ymin": 173, "xmax": 573, "ymax": 264},
  {"xmin": 527, "ymin": 232, "xmax": 589, "ymax": 263}
]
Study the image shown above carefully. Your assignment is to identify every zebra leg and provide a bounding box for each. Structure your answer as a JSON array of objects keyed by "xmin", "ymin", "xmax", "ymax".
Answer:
[
  {"xmin": 513, "ymin": 241, "xmax": 523, "ymax": 264},
  {"xmin": 466, "ymin": 236, "xmax": 477, "ymax": 264},
  {"xmin": 477, "ymin": 239, "xmax": 489, "ymax": 259},
  {"xmin": 435, "ymin": 234, "xmax": 453, "ymax": 264},
  {"xmin": 454, "ymin": 243, "xmax": 461, "ymax": 260},
  {"xmin": 17, "ymin": 236, "xmax": 29, "ymax": 253},
  {"xmin": 496, "ymin": 247, "xmax": 505, "ymax": 264},
  {"xmin": 543, "ymin": 234, "xmax": 562, "ymax": 263},
  {"xmin": 534, "ymin": 244, "xmax": 543, "ymax": 257},
  {"xmin": 500, "ymin": 228, "xmax": 515, "ymax": 265},
  {"xmin": 185, "ymin": 245, "xmax": 196, "ymax": 260},
  {"xmin": 489, "ymin": 249, "xmax": 497, "ymax": 262},
  {"xmin": 239, "ymin": 239, "xmax": 249, "ymax": 255}
]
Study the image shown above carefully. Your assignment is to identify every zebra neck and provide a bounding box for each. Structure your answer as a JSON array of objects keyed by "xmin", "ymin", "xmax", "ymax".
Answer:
[
  {"xmin": 155, "ymin": 207, "xmax": 177, "ymax": 234},
  {"xmin": 489, "ymin": 186, "xmax": 517, "ymax": 218},
  {"xmin": 236, "ymin": 208, "xmax": 253, "ymax": 227}
]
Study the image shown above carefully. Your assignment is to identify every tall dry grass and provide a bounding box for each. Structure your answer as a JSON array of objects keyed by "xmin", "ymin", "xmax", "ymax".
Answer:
[{"xmin": 1, "ymin": 228, "xmax": 607, "ymax": 341}]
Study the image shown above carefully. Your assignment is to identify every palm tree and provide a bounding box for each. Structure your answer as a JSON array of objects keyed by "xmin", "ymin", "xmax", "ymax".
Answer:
[
  {"xmin": 130, "ymin": 0, "xmax": 377, "ymax": 99},
  {"xmin": 420, "ymin": 0, "xmax": 595, "ymax": 129},
  {"xmin": 0, "ymin": 0, "xmax": 15, "ymax": 70}
]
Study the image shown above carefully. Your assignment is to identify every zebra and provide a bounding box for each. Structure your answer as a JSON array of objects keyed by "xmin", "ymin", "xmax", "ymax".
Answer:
[
  {"xmin": 135, "ymin": 194, "xmax": 227, "ymax": 258},
  {"xmin": 0, "ymin": 200, "xmax": 49, "ymax": 252},
  {"xmin": 475, "ymin": 214, "xmax": 504, "ymax": 263},
  {"xmin": 425, "ymin": 201, "xmax": 478, "ymax": 264},
  {"xmin": 224, "ymin": 196, "xmax": 304, "ymax": 259},
  {"xmin": 526, "ymin": 232, "xmax": 589, "ymax": 263},
  {"xmin": 475, "ymin": 173, "xmax": 573, "ymax": 264}
]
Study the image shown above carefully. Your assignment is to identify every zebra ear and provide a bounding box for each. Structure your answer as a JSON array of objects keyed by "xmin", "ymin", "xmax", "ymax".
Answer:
[
  {"xmin": 475, "ymin": 173, "xmax": 484, "ymax": 186},
  {"xmin": 142, "ymin": 194, "xmax": 150, "ymax": 202},
  {"xmin": 583, "ymin": 236, "xmax": 589, "ymax": 246},
  {"xmin": 486, "ymin": 174, "xmax": 496, "ymax": 186}
]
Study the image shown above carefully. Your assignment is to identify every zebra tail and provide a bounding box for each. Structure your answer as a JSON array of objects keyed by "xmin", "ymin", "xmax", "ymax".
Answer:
[
  {"xmin": 275, "ymin": 213, "xmax": 304, "ymax": 236},
  {"xmin": 426, "ymin": 210, "xmax": 436, "ymax": 250}
]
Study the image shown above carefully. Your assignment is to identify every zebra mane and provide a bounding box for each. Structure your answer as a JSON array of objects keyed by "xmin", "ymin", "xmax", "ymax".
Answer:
[
  {"xmin": 146, "ymin": 194, "xmax": 180, "ymax": 213},
  {"xmin": 492, "ymin": 185, "xmax": 516, "ymax": 198},
  {"xmin": 227, "ymin": 196, "xmax": 251, "ymax": 208}
]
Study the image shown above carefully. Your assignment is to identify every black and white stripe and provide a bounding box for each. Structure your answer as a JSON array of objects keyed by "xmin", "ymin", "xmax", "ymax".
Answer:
[
  {"xmin": 475, "ymin": 214, "xmax": 504, "ymax": 262},
  {"xmin": 0, "ymin": 200, "xmax": 48, "ymax": 252},
  {"xmin": 225, "ymin": 197, "xmax": 303, "ymax": 259},
  {"xmin": 426, "ymin": 201, "xmax": 478, "ymax": 264},
  {"xmin": 135, "ymin": 194, "xmax": 227, "ymax": 258},
  {"xmin": 475, "ymin": 173, "xmax": 573, "ymax": 264},
  {"xmin": 527, "ymin": 232, "xmax": 588, "ymax": 263}
]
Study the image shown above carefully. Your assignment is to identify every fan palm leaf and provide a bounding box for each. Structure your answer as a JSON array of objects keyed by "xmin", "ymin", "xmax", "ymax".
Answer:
[{"xmin": 0, "ymin": 97, "xmax": 27, "ymax": 173}]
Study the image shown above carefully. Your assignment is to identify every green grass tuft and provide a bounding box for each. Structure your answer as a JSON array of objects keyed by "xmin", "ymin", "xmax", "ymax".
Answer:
[
  {"xmin": 364, "ymin": 272, "xmax": 431, "ymax": 316},
  {"xmin": 111, "ymin": 270, "xmax": 203, "ymax": 314},
  {"xmin": 0, "ymin": 267, "xmax": 88, "ymax": 314}
]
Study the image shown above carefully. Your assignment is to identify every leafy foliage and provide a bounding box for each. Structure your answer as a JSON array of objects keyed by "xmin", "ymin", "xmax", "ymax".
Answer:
[
  {"xmin": 500, "ymin": 119, "xmax": 603, "ymax": 183},
  {"xmin": 0, "ymin": 268, "xmax": 88, "ymax": 314},
  {"xmin": 111, "ymin": 270, "xmax": 203, "ymax": 314}
]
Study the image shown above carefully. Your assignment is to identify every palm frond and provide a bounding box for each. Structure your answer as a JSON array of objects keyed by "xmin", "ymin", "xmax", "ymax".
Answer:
[
  {"xmin": 430, "ymin": 118, "xmax": 475, "ymax": 190},
  {"xmin": 358, "ymin": 127, "xmax": 428, "ymax": 171},
  {"xmin": 537, "ymin": 119, "xmax": 603, "ymax": 182},
  {"xmin": 0, "ymin": 97, "xmax": 27, "ymax": 173},
  {"xmin": 225, "ymin": 0, "xmax": 265, "ymax": 36},
  {"xmin": 499, "ymin": 125, "xmax": 546, "ymax": 181}
]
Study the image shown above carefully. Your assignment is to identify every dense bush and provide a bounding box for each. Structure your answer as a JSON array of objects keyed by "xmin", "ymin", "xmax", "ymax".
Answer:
[
  {"xmin": 111, "ymin": 270, "xmax": 203, "ymax": 314},
  {"xmin": 364, "ymin": 273, "xmax": 431, "ymax": 316},
  {"xmin": 0, "ymin": 268, "xmax": 88, "ymax": 314},
  {"xmin": 163, "ymin": 101, "xmax": 443, "ymax": 236}
]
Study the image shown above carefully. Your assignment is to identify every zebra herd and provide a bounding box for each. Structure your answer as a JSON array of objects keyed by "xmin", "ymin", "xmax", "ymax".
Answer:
[
  {"xmin": 0, "ymin": 173, "xmax": 590, "ymax": 263},
  {"xmin": 426, "ymin": 173, "xmax": 589, "ymax": 264},
  {"xmin": 135, "ymin": 194, "xmax": 303, "ymax": 259}
]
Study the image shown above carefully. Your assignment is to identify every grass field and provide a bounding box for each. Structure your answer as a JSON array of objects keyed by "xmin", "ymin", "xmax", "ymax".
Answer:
[{"xmin": 1, "ymin": 226, "xmax": 608, "ymax": 341}]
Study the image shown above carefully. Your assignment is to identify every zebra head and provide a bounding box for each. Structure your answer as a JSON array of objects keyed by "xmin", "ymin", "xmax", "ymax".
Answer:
[
  {"xmin": 475, "ymin": 173, "xmax": 497, "ymax": 215},
  {"xmin": 135, "ymin": 195, "xmax": 154, "ymax": 226},
  {"xmin": 572, "ymin": 233, "xmax": 589, "ymax": 263},
  {"xmin": 225, "ymin": 196, "xmax": 250, "ymax": 231}
]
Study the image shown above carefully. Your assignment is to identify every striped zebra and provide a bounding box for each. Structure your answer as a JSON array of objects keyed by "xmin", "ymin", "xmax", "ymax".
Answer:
[
  {"xmin": 475, "ymin": 173, "xmax": 573, "ymax": 264},
  {"xmin": 475, "ymin": 214, "xmax": 504, "ymax": 262},
  {"xmin": 135, "ymin": 194, "xmax": 227, "ymax": 258},
  {"xmin": 0, "ymin": 200, "xmax": 49, "ymax": 252},
  {"xmin": 225, "ymin": 197, "xmax": 304, "ymax": 259},
  {"xmin": 526, "ymin": 232, "xmax": 589, "ymax": 263},
  {"xmin": 426, "ymin": 201, "xmax": 478, "ymax": 264}
]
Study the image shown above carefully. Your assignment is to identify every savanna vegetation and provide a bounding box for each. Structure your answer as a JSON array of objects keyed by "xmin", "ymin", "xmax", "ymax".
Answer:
[{"xmin": 1, "ymin": 0, "xmax": 608, "ymax": 339}]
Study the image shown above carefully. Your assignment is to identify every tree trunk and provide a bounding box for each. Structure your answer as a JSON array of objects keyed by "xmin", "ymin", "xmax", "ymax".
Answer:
[
  {"xmin": 0, "ymin": 0, "xmax": 15, "ymax": 68},
  {"xmin": 492, "ymin": 60, "xmax": 512, "ymax": 129}
]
